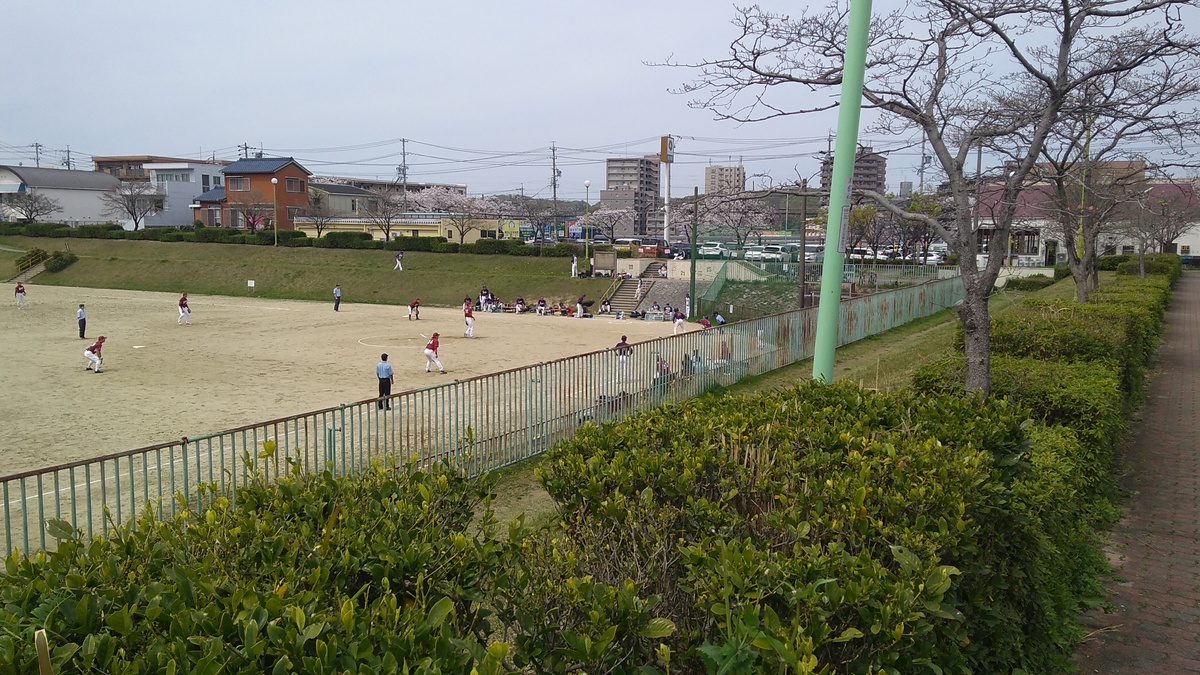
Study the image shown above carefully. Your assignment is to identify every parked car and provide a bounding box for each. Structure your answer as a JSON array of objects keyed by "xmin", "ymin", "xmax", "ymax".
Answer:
[
  {"xmin": 847, "ymin": 247, "xmax": 876, "ymax": 261},
  {"xmin": 743, "ymin": 245, "xmax": 766, "ymax": 261},
  {"xmin": 916, "ymin": 252, "xmax": 945, "ymax": 265},
  {"xmin": 762, "ymin": 245, "xmax": 786, "ymax": 262},
  {"xmin": 803, "ymin": 244, "xmax": 824, "ymax": 262},
  {"xmin": 698, "ymin": 242, "xmax": 732, "ymax": 258},
  {"xmin": 613, "ymin": 238, "xmax": 642, "ymax": 252}
]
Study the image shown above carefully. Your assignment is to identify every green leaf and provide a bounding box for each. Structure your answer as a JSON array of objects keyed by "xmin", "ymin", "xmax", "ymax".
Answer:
[
  {"xmin": 426, "ymin": 597, "xmax": 454, "ymax": 628},
  {"xmin": 829, "ymin": 627, "xmax": 864, "ymax": 643},
  {"xmin": 340, "ymin": 599, "xmax": 355, "ymax": 631},
  {"xmin": 46, "ymin": 518, "xmax": 76, "ymax": 541},
  {"xmin": 890, "ymin": 545, "xmax": 922, "ymax": 575},
  {"xmin": 105, "ymin": 607, "xmax": 132, "ymax": 636},
  {"xmin": 637, "ymin": 617, "xmax": 677, "ymax": 639},
  {"xmin": 259, "ymin": 439, "xmax": 277, "ymax": 458}
]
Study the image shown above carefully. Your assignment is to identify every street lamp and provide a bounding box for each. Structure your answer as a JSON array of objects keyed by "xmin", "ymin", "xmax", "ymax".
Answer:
[
  {"xmin": 584, "ymin": 180, "xmax": 591, "ymax": 263},
  {"xmin": 269, "ymin": 177, "xmax": 279, "ymax": 246}
]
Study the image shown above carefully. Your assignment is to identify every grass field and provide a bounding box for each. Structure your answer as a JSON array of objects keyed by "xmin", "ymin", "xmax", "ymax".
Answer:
[{"xmin": 0, "ymin": 236, "xmax": 611, "ymax": 308}]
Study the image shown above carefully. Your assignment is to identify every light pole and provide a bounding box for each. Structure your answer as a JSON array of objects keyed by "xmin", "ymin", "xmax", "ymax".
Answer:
[
  {"xmin": 270, "ymin": 177, "xmax": 279, "ymax": 246},
  {"xmin": 584, "ymin": 180, "xmax": 591, "ymax": 264}
]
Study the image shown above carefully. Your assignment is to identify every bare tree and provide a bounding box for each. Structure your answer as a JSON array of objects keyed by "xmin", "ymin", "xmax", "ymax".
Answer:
[
  {"xmin": 362, "ymin": 185, "xmax": 405, "ymax": 240},
  {"xmin": 710, "ymin": 196, "xmax": 769, "ymax": 249},
  {"xmin": 306, "ymin": 188, "xmax": 338, "ymax": 238},
  {"xmin": 1112, "ymin": 182, "xmax": 1200, "ymax": 275},
  {"xmin": 4, "ymin": 192, "xmax": 61, "ymax": 223},
  {"xmin": 100, "ymin": 182, "xmax": 163, "ymax": 231},
  {"xmin": 670, "ymin": 0, "xmax": 1200, "ymax": 393},
  {"xmin": 227, "ymin": 190, "xmax": 273, "ymax": 231}
]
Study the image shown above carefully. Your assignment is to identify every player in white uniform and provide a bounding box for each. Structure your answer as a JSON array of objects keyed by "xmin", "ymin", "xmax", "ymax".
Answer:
[
  {"xmin": 463, "ymin": 298, "xmax": 476, "ymax": 338},
  {"xmin": 672, "ymin": 310, "xmax": 686, "ymax": 335},
  {"xmin": 424, "ymin": 333, "xmax": 447, "ymax": 374}
]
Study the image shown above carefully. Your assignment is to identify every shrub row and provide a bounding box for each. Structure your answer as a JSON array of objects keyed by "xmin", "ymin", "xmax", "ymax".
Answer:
[
  {"xmin": 524, "ymin": 380, "xmax": 1101, "ymax": 672},
  {"xmin": 1003, "ymin": 273, "xmax": 1057, "ymax": 291},
  {"xmin": 0, "ymin": 221, "xmax": 590, "ymax": 258},
  {"xmin": 43, "ymin": 250, "xmax": 79, "ymax": 273},
  {"xmin": 0, "ymin": 458, "xmax": 516, "ymax": 673}
]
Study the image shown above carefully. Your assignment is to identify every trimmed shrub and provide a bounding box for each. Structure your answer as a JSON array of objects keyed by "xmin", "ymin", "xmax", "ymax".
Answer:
[
  {"xmin": 1053, "ymin": 264, "xmax": 1072, "ymax": 280},
  {"xmin": 383, "ymin": 236, "xmax": 444, "ymax": 251},
  {"xmin": 468, "ymin": 238, "xmax": 509, "ymax": 255},
  {"xmin": 317, "ymin": 231, "xmax": 376, "ymax": 249},
  {"xmin": 0, "ymin": 222, "xmax": 23, "ymax": 235},
  {"xmin": 284, "ymin": 236, "xmax": 313, "ymax": 247},
  {"xmin": 76, "ymin": 223, "xmax": 124, "ymax": 238},
  {"xmin": 275, "ymin": 229, "xmax": 308, "ymax": 242},
  {"xmin": 21, "ymin": 222, "xmax": 69, "ymax": 237},
  {"xmin": 191, "ymin": 227, "xmax": 236, "ymax": 243},
  {"xmin": 1095, "ymin": 254, "xmax": 1131, "ymax": 270},
  {"xmin": 523, "ymin": 381, "xmax": 1105, "ymax": 673},
  {"xmin": 1115, "ymin": 253, "xmax": 1183, "ymax": 283},
  {"xmin": 430, "ymin": 241, "xmax": 460, "ymax": 253},
  {"xmin": 158, "ymin": 232, "xmax": 186, "ymax": 242},
  {"xmin": 1003, "ymin": 273, "xmax": 1056, "ymax": 291},
  {"xmin": 43, "ymin": 250, "xmax": 79, "ymax": 273},
  {"xmin": 913, "ymin": 354, "xmax": 1124, "ymax": 454},
  {"xmin": 541, "ymin": 242, "xmax": 582, "ymax": 258}
]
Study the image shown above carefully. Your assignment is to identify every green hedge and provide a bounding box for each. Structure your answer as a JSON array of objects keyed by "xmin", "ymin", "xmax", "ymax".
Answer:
[
  {"xmin": 43, "ymin": 250, "xmax": 79, "ymax": 273},
  {"xmin": 1003, "ymin": 274, "xmax": 1056, "ymax": 291},
  {"xmin": 1095, "ymin": 254, "xmax": 1130, "ymax": 270},
  {"xmin": 1115, "ymin": 254, "xmax": 1183, "ymax": 282},
  {"xmin": 524, "ymin": 381, "xmax": 1104, "ymax": 673},
  {"xmin": 0, "ymin": 460, "xmax": 511, "ymax": 673},
  {"xmin": 315, "ymin": 231, "xmax": 375, "ymax": 249}
]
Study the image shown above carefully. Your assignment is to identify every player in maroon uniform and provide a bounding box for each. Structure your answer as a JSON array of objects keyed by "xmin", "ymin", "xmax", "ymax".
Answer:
[
  {"xmin": 177, "ymin": 293, "xmax": 191, "ymax": 325},
  {"xmin": 14, "ymin": 282, "xmax": 26, "ymax": 309},
  {"xmin": 408, "ymin": 298, "xmax": 420, "ymax": 321},
  {"xmin": 84, "ymin": 335, "xmax": 106, "ymax": 373},
  {"xmin": 463, "ymin": 301, "xmax": 475, "ymax": 338},
  {"xmin": 424, "ymin": 333, "xmax": 447, "ymax": 374}
]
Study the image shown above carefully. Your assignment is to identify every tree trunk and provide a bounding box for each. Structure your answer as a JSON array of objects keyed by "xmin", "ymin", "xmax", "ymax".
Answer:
[{"xmin": 956, "ymin": 282, "xmax": 992, "ymax": 394}]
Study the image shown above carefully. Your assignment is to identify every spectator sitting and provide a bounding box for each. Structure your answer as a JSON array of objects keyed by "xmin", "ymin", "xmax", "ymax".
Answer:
[
  {"xmin": 658, "ymin": 265, "xmax": 668, "ymax": 278},
  {"xmin": 664, "ymin": 304, "xmax": 673, "ymax": 315},
  {"xmin": 537, "ymin": 297, "xmax": 548, "ymax": 316},
  {"xmin": 557, "ymin": 301, "xmax": 569, "ymax": 315},
  {"xmin": 715, "ymin": 313, "xmax": 727, "ymax": 325},
  {"xmin": 651, "ymin": 302, "xmax": 661, "ymax": 311},
  {"xmin": 601, "ymin": 299, "xmax": 611, "ymax": 313},
  {"xmin": 515, "ymin": 297, "xmax": 526, "ymax": 312},
  {"xmin": 700, "ymin": 316, "xmax": 712, "ymax": 329}
]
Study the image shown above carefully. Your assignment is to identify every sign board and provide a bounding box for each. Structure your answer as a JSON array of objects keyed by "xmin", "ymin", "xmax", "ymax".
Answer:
[
  {"xmin": 660, "ymin": 135, "xmax": 675, "ymax": 164},
  {"xmin": 594, "ymin": 250, "xmax": 618, "ymax": 271},
  {"xmin": 247, "ymin": 280, "xmax": 255, "ymax": 288}
]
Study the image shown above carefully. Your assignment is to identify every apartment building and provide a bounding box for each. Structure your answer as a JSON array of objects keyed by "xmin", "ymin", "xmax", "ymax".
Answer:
[
  {"xmin": 704, "ymin": 164, "xmax": 745, "ymax": 194},
  {"xmin": 599, "ymin": 155, "xmax": 661, "ymax": 237},
  {"xmin": 819, "ymin": 146, "xmax": 888, "ymax": 196}
]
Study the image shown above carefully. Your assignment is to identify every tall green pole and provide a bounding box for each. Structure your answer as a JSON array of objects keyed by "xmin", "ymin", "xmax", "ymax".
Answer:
[
  {"xmin": 812, "ymin": 0, "xmax": 874, "ymax": 382},
  {"xmin": 689, "ymin": 186, "xmax": 698, "ymax": 319}
]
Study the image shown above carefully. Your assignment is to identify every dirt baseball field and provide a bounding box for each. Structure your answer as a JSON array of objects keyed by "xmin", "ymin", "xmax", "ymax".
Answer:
[{"xmin": 1, "ymin": 284, "xmax": 686, "ymax": 476}]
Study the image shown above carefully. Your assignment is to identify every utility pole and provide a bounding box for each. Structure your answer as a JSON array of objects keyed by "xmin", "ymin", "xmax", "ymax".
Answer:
[
  {"xmin": 400, "ymin": 138, "xmax": 409, "ymax": 211},
  {"xmin": 239, "ymin": 143, "xmax": 251, "ymax": 159},
  {"xmin": 30, "ymin": 143, "xmax": 42, "ymax": 168},
  {"xmin": 550, "ymin": 142, "xmax": 560, "ymax": 238},
  {"xmin": 63, "ymin": 146, "xmax": 73, "ymax": 170},
  {"xmin": 800, "ymin": 178, "xmax": 809, "ymax": 308}
]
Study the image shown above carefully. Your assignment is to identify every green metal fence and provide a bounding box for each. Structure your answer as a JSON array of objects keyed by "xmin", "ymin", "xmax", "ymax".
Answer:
[{"xmin": 1, "ymin": 276, "xmax": 965, "ymax": 558}]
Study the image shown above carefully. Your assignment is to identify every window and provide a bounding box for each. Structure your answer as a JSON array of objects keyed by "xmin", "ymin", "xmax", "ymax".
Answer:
[
  {"xmin": 287, "ymin": 206, "xmax": 304, "ymax": 220},
  {"xmin": 229, "ymin": 210, "xmax": 244, "ymax": 228},
  {"xmin": 286, "ymin": 178, "xmax": 305, "ymax": 193},
  {"xmin": 228, "ymin": 177, "xmax": 249, "ymax": 191},
  {"xmin": 1122, "ymin": 245, "xmax": 1135, "ymax": 255},
  {"xmin": 202, "ymin": 175, "xmax": 209, "ymax": 191},
  {"xmin": 1182, "ymin": 246, "xmax": 1191, "ymax": 255},
  {"xmin": 412, "ymin": 230, "xmax": 420, "ymax": 237},
  {"xmin": 1012, "ymin": 232, "xmax": 1039, "ymax": 256},
  {"xmin": 350, "ymin": 198, "xmax": 359, "ymax": 214}
]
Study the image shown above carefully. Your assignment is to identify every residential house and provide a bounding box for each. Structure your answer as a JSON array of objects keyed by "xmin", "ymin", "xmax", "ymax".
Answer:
[
  {"xmin": 0, "ymin": 165, "xmax": 120, "ymax": 224},
  {"xmin": 143, "ymin": 162, "xmax": 226, "ymax": 227},
  {"xmin": 93, "ymin": 155, "xmax": 202, "ymax": 182},
  {"xmin": 193, "ymin": 157, "xmax": 312, "ymax": 230}
]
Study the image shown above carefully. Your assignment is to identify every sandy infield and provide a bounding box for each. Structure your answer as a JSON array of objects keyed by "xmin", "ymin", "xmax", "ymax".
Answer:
[{"xmin": 1, "ymin": 285, "xmax": 685, "ymax": 476}]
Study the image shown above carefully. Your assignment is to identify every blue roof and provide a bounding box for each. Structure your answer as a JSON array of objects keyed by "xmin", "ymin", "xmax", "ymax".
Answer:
[
  {"xmin": 221, "ymin": 157, "xmax": 311, "ymax": 176},
  {"xmin": 193, "ymin": 187, "xmax": 225, "ymax": 202}
]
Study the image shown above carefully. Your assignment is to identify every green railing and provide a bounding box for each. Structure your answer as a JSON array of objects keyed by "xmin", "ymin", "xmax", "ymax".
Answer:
[{"xmin": 1, "ymin": 276, "xmax": 965, "ymax": 558}]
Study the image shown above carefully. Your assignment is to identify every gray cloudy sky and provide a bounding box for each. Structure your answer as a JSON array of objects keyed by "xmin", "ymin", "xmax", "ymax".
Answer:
[{"xmin": 1, "ymin": 1, "xmax": 920, "ymax": 200}]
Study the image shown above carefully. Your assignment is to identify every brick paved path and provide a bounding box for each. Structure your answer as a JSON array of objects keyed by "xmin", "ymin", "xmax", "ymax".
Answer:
[{"xmin": 1074, "ymin": 272, "xmax": 1200, "ymax": 673}]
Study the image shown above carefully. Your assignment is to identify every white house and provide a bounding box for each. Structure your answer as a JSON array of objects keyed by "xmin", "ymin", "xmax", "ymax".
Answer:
[
  {"xmin": 143, "ymin": 162, "xmax": 227, "ymax": 227},
  {"xmin": 0, "ymin": 166, "xmax": 120, "ymax": 224}
]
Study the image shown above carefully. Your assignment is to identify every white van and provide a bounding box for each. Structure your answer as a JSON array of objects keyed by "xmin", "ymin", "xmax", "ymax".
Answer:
[{"xmin": 613, "ymin": 238, "xmax": 642, "ymax": 252}]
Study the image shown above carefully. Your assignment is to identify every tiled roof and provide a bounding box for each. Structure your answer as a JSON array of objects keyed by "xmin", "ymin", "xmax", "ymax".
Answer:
[
  {"xmin": 977, "ymin": 182, "xmax": 1199, "ymax": 219},
  {"xmin": 193, "ymin": 187, "xmax": 225, "ymax": 203},
  {"xmin": 310, "ymin": 182, "xmax": 373, "ymax": 196},
  {"xmin": 0, "ymin": 166, "xmax": 120, "ymax": 191},
  {"xmin": 221, "ymin": 157, "xmax": 311, "ymax": 176}
]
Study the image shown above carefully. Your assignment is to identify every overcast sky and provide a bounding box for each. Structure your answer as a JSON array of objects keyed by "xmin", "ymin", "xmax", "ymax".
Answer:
[{"xmin": 1, "ymin": 1, "xmax": 924, "ymax": 200}]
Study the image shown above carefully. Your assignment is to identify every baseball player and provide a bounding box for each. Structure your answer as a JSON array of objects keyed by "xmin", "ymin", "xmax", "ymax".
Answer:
[
  {"xmin": 84, "ymin": 336, "xmax": 106, "ymax": 373},
  {"xmin": 571, "ymin": 254, "xmax": 578, "ymax": 278},
  {"xmin": 394, "ymin": 251, "xmax": 404, "ymax": 270},
  {"xmin": 424, "ymin": 332, "xmax": 447, "ymax": 374},
  {"xmin": 537, "ymin": 297, "xmax": 548, "ymax": 316},
  {"xmin": 77, "ymin": 303, "xmax": 87, "ymax": 339},
  {"xmin": 14, "ymin": 282, "xmax": 25, "ymax": 309},
  {"xmin": 177, "ymin": 293, "xmax": 191, "ymax": 325},
  {"xmin": 576, "ymin": 294, "xmax": 586, "ymax": 319},
  {"xmin": 635, "ymin": 278, "xmax": 644, "ymax": 301},
  {"xmin": 614, "ymin": 335, "xmax": 632, "ymax": 381},
  {"xmin": 408, "ymin": 298, "xmax": 420, "ymax": 320},
  {"xmin": 672, "ymin": 309, "xmax": 686, "ymax": 335},
  {"xmin": 463, "ymin": 297, "xmax": 476, "ymax": 338}
]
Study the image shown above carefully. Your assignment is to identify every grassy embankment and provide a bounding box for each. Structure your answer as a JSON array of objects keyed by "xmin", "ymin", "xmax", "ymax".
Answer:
[{"xmin": 0, "ymin": 236, "xmax": 611, "ymax": 307}]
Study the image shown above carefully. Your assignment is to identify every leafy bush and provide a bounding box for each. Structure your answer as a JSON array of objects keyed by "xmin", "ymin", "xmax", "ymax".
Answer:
[
  {"xmin": 284, "ymin": 237, "xmax": 313, "ymax": 247},
  {"xmin": 20, "ymin": 222, "xmax": 69, "ymax": 237},
  {"xmin": 158, "ymin": 233, "xmax": 186, "ymax": 243},
  {"xmin": 383, "ymin": 236, "xmax": 445, "ymax": 251},
  {"xmin": 430, "ymin": 241, "xmax": 460, "ymax": 253},
  {"xmin": 0, "ymin": 459, "xmax": 511, "ymax": 673},
  {"xmin": 317, "ymin": 231, "xmax": 376, "ymax": 249},
  {"xmin": 43, "ymin": 251, "xmax": 79, "ymax": 273},
  {"xmin": 15, "ymin": 248, "xmax": 50, "ymax": 270},
  {"xmin": 541, "ymin": 243, "xmax": 582, "ymax": 258},
  {"xmin": 275, "ymin": 230, "xmax": 308, "ymax": 242},
  {"xmin": 1053, "ymin": 264, "xmax": 1072, "ymax": 280},
  {"xmin": 76, "ymin": 224, "xmax": 124, "ymax": 238},
  {"xmin": 191, "ymin": 227, "xmax": 236, "ymax": 243},
  {"xmin": 525, "ymin": 381, "xmax": 1103, "ymax": 673},
  {"xmin": 0, "ymin": 222, "xmax": 23, "ymax": 235},
  {"xmin": 1095, "ymin": 254, "xmax": 1130, "ymax": 270},
  {"xmin": 1115, "ymin": 253, "xmax": 1183, "ymax": 282},
  {"xmin": 468, "ymin": 239, "xmax": 510, "ymax": 255},
  {"xmin": 1003, "ymin": 274, "xmax": 1056, "ymax": 291}
]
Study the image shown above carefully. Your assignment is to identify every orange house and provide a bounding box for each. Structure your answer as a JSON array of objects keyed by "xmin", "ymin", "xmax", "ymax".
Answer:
[{"xmin": 219, "ymin": 157, "xmax": 312, "ymax": 230}]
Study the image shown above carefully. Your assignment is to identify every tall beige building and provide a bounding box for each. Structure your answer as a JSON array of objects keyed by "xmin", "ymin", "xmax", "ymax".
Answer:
[
  {"xmin": 820, "ymin": 146, "xmax": 887, "ymax": 196},
  {"xmin": 704, "ymin": 164, "xmax": 745, "ymax": 194},
  {"xmin": 600, "ymin": 154, "xmax": 661, "ymax": 237}
]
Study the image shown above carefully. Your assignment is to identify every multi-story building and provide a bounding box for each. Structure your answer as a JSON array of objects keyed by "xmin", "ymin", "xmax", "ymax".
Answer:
[
  {"xmin": 819, "ymin": 146, "xmax": 887, "ymax": 196},
  {"xmin": 92, "ymin": 155, "xmax": 207, "ymax": 182},
  {"xmin": 142, "ymin": 162, "xmax": 227, "ymax": 227},
  {"xmin": 312, "ymin": 176, "xmax": 467, "ymax": 197},
  {"xmin": 704, "ymin": 164, "xmax": 745, "ymax": 194},
  {"xmin": 599, "ymin": 155, "xmax": 661, "ymax": 238}
]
